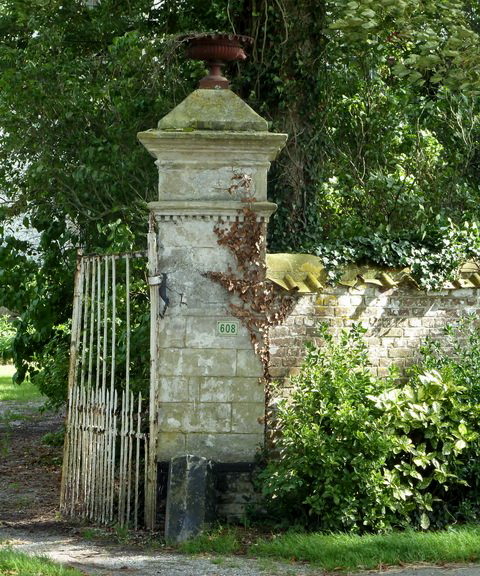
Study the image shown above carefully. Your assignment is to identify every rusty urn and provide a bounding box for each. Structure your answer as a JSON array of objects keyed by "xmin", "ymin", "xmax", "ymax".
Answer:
[{"xmin": 181, "ymin": 32, "xmax": 253, "ymax": 89}]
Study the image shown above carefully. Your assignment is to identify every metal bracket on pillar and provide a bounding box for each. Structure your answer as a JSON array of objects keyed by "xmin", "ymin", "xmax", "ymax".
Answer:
[{"xmin": 149, "ymin": 273, "xmax": 169, "ymax": 317}]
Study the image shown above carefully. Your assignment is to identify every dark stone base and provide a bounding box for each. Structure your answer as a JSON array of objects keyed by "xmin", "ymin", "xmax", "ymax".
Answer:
[
  {"xmin": 164, "ymin": 455, "xmax": 215, "ymax": 544},
  {"xmin": 157, "ymin": 459, "xmax": 259, "ymax": 536}
]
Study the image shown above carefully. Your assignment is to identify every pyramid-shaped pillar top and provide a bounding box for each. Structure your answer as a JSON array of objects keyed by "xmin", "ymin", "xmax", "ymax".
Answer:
[{"xmin": 157, "ymin": 88, "xmax": 269, "ymax": 132}]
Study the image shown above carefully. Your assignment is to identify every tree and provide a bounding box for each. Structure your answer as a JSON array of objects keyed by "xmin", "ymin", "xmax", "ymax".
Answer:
[
  {"xmin": 232, "ymin": 0, "xmax": 480, "ymax": 252},
  {"xmin": 0, "ymin": 0, "xmax": 206, "ymax": 397},
  {"xmin": 1, "ymin": 0, "xmax": 480, "ymax": 402}
]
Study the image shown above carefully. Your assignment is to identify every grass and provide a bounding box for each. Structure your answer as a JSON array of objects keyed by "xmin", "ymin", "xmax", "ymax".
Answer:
[
  {"xmin": 178, "ymin": 526, "xmax": 242, "ymax": 555},
  {"xmin": 253, "ymin": 525, "xmax": 480, "ymax": 571},
  {"xmin": 0, "ymin": 364, "xmax": 44, "ymax": 403},
  {"xmin": 178, "ymin": 525, "xmax": 480, "ymax": 572},
  {"xmin": 0, "ymin": 549, "xmax": 84, "ymax": 576},
  {"xmin": 0, "ymin": 364, "xmax": 46, "ymax": 455}
]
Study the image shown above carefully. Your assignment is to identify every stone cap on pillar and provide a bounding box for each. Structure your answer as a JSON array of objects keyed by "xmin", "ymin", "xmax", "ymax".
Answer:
[
  {"xmin": 157, "ymin": 89, "xmax": 268, "ymax": 132},
  {"xmin": 137, "ymin": 130, "xmax": 286, "ymax": 163}
]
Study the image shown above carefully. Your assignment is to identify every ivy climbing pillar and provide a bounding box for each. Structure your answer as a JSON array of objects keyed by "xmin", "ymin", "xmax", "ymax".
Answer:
[{"xmin": 138, "ymin": 80, "xmax": 286, "ymax": 532}]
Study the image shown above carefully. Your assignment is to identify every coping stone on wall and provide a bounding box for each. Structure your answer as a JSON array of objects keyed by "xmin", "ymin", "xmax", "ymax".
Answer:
[{"xmin": 266, "ymin": 253, "xmax": 480, "ymax": 294}]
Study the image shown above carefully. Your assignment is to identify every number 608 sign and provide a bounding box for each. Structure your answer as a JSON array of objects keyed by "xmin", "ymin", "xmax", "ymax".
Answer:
[{"xmin": 216, "ymin": 320, "xmax": 239, "ymax": 336}]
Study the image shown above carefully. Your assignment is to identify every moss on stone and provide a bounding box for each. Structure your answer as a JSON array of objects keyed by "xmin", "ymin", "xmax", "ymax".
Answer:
[{"xmin": 158, "ymin": 89, "xmax": 269, "ymax": 132}]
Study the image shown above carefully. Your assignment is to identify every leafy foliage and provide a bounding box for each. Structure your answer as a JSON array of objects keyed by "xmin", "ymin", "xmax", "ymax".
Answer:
[
  {"xmin": 253, "ymin": 0, "xmax": 480, "ymax": 261},
  {"xmin": 260, "ymin": 324, "xmax": 478, "ymax": 532},
  {"xmin": 316, "ymin": 219, "xmax": 480, "ymax": 289},
  {"xmin": 0, "ymin": 0, "xmax": 210, "ymax": 397},
  {"xmin": 2, "ymin": 0, "xmax": 480, "ymax": 405},
  {"xmin": 0, "ymin": 315, "xmax": 15, "ymax": 364},
  {"xmin": 261, "ymin": 325, "xmax": 395, "ymax": 531},
  {"xmin": 330, "ymin": 0, "xmax": 480, "ymax": 94},
  {"xmin": 418, "ymin": 315, "xmax": 480, "ymax": 521}
]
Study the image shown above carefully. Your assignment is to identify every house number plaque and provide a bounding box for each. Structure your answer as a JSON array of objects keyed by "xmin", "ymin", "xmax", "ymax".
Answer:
[{"xmin": 216, "ymin": 320, "xmax": 239, "ymax": 336}]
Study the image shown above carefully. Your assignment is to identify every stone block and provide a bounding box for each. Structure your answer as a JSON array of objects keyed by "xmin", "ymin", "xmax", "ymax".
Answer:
[
  {"xmin": 157, "ymin": 432, "xmax": 186, "ymax": 460},
  {"xmin": 270, "ymin": 337, "xmax": 291, "ymax": 346},
  {"xmin": 371, "ymin": 347, "xmax": 387, "ymax": 358},
  {"xmin": 388, "ymin": 347, "xmax": 412, "ymax": 358},
  {"xmin": 403, "ymin": 328, "xmax": 428, "ymax": 339},
  {"xmin": 190, "ymin": 403, "xmax": 232, "ymax": 433},
  {"xmin": 419, "ymin": 317, "xmax": 438, "ymax": 328},
  {"xmin": 198, "ymin": 377, "xmax": 264, "ymax": 403},
  {"xmin": 424, "ymin": 308, "xmax": 445, "ymax": 318},
  {"xmin": 186, "ymin": 433, "xmax": 263, "ymax": 462},
  {"xmin": 164, "ymin": 454, "xmax": 215, "ymax": 544},
  {"xmin": 159, "ymin": 165, "xmax": 258, "ymax": 202},
  {"xmin": 158, "ymin": 218, "xmax": 219, "ymax": 248},
  {"xmin": 215, "ymin": 465, "xmax": 258, "ymax": 523},
  {"xmin": 270, "ymin": 326, "xmax": 290, "ymax": 337},
  {"xmin": 160, "ymin": 245, "xmax": 235, "ymax": 275},
  {"xmin": 383, "ymin": 328, "xmax": 404, "ymax": 337},
  {"xmin": 159, "ymin": 348, "xmax": 237, "ymax": 377},
  {"xmin": 338, "ymin": 294, "xmax": 364, "ymax": 307},
  {"xmin": 268, "ymin": 355, "xmax": 282, "ymax": 368},
  {"xmin": 451, "ymin": 289, "xmax": 476, "ymax": 298},
  {"xmin": 316, "ymin": 306, "xmax": 335, "ymax": 317},
  {"xmin": 284, "ymin": 315, "xmax": 296, "ymax": 326},
  {"xmin": 236, "ymin": 350, "xmax": 263, "ymax": 377},
  {"xmin": 316, "ymin": 294, "xmax": 338, "ymax": 307},
  {"xmin": 188, "ymin": 378, "xmax": 201, "ymax": 401},
  {"xmin": 330, "ymin": 318, "xmax": 348, "ymax": 327},
  {"xmin": 158, "ymin": 404, "xmax": 187, "ymax": 431},
  {"xmin": 157, "ymin": 316, "xmax": 187, "ymax": 348},
  {"xmin": 158, "ymin": 377, "xmax": 190, "ymax": 402},
  {"xmin": 294, "ymin": 297, "xmax": 315, "ymax": 314},
  {"xmin": 267, "ymin": 366, "xmax": 285, "ymax": 378},
  {"xmin": 379, "ymin": 337, "xmax": 396, "ymax": 350},
  {"xmin": 231, "ymin": 403, "xmax": 264, "ymax": 433},
  {"xmin": 162, "ymin": 270, "xmax": 228, "ymax": 307},
  {"xmin": 392, "ymin": 338, "xmax": 410, "ymax": 348},
  {"xmin": 158, "ymin": 402, "xmax": 231, "ymax": 433}
]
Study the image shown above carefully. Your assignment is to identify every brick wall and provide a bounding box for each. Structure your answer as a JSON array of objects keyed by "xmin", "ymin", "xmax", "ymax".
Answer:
[{"xmin": 269, "ymin": 283, "xmax": 480, "ymax": 389}]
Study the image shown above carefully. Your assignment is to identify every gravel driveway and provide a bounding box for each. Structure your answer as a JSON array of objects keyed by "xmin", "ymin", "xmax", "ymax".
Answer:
[
  {"xmin": 3, "ymin": 525, "xmax": 480, "ymax": 576},
  {"xmin": 0, "ymin": 524, "xmax": 324, "ymax": 576}
]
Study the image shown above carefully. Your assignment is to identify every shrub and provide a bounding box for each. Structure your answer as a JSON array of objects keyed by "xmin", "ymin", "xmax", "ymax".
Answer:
[
  {"xmin": 0, "ymin": 315, "xmax": 15, "ymax": 364},
  {"xmin": 371, "ymin": 369, "xmax": 475, "ymax": 529},
  {"xmin": 315, "ymin": 220, "xmax": 480, "ymax": 291},
  {"xmin": 17, "ymin": 323, "xmax": 71, "ymax": 410},
  {"xmin": 261, "ymin": 325, "xmax": 394, "ymax": 532},
  {"xmin": 417, "ymin": 316, "xmax": 480, "ymax": 521},
  {"xmin": 260, "ymin": 324, "xmax": 477, "ymax": 532}
]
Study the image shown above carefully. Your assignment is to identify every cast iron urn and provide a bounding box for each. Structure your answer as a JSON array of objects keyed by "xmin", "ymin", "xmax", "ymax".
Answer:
[{"xmin": 182, "ymin": 33, "xmax": 253, "ymax": 89}]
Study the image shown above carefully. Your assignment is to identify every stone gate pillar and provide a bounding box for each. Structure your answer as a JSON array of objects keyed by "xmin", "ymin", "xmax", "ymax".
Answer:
[{"xmin": 138, "ymin": 42, "xmax": 286, "ymax": 532}]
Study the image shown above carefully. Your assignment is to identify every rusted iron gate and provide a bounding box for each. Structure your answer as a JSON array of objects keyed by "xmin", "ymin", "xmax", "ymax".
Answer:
[{"xmin": 60, "ymin": 249, "xmax": 153, "ymax": 529}]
